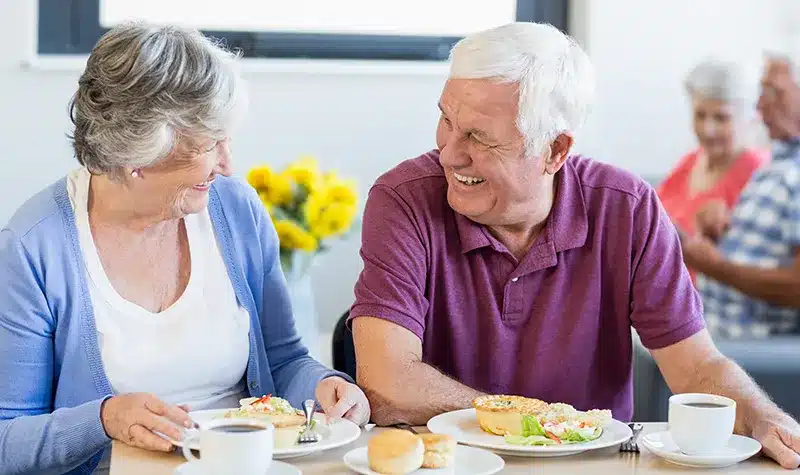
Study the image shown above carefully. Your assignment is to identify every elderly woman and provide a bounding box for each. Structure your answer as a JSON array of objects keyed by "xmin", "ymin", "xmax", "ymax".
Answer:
[
  {"xmin": 657, "ymin": 59, "xmax": 768, "ymax": 268},
  {"xmin": 0, "ymin": 23, "xmax": 369, "ymax": 475}
]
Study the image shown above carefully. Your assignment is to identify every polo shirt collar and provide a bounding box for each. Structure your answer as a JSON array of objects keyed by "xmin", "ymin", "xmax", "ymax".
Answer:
[{"xmin": 454, "ymin": 158, "xmax": 588, "ymax": 255}]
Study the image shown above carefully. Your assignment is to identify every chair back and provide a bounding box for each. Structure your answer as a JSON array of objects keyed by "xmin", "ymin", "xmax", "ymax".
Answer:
[{"xmin": 331, "ymin": 310, "xmax": 357, "ymax": 380}]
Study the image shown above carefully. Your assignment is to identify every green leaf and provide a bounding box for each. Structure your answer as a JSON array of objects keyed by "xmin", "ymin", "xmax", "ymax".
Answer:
[{"xmin": 521, "ymin": 415, "xmax": 546, "ymax": 437}]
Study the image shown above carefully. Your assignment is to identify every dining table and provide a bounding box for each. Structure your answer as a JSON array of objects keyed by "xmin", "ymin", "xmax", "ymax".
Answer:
[{"xmin": 110, "ymin": 422, "xmax": 784, "ymax": 475}]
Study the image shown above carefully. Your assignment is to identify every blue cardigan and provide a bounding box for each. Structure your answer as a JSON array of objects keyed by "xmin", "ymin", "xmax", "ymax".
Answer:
[{"xmin": 0, "ymin": 175, "xmax": 347, "ymax": 475}]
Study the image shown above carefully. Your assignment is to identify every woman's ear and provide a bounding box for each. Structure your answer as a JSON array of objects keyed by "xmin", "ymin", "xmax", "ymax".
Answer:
[{"xmin": 544, "ymin": 133, "xmax": 574, "ymax": 175}]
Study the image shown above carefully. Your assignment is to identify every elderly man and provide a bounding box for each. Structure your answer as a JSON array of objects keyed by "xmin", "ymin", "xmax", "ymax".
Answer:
[
  {"xmin": 349, "ymin": 22, "xmax": 800, "ymax": 469},
  {"xmin": 682, "ymin": 54, "xmax": 800, "ymax": 338}
]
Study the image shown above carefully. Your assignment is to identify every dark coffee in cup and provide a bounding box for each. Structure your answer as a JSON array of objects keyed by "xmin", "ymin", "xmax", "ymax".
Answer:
[
  {"xmin": 210, "ymin": 424, "xmax": 265, "ymax": 433},
  {"xmin": 682, "ymin": 403, "xmax": 728, "ymax": 409}
]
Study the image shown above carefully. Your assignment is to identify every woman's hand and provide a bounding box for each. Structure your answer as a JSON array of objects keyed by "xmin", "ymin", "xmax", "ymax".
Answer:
[
  {"xmin": 100, "ymin": 393, "xmax": 194, "ymax": 452},
  {"xmin": 695, "ymin": 199, "xmax": 730, "ymax": 241},
  {"xmin": 315, "ymin": 376, "xmax": 371, "ymax": 426}
]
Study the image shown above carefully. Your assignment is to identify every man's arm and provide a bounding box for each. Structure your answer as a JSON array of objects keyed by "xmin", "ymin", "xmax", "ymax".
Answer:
[
  {"xmin": 652, "ymin": 329, "xmax": 800, "ymax": 469},
  {"xmin": 683, "ymin": 236, "xmax": 800, "ymax": 307},
  {"xmin": 352, "ymin": 316, "xmax": 484, "ymax": 426}
]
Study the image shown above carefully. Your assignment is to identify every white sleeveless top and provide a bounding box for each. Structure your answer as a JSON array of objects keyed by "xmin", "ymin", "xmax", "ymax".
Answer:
[{"xmin": 67, "ymin": 168, "xmax": 250, "ymax": 411}]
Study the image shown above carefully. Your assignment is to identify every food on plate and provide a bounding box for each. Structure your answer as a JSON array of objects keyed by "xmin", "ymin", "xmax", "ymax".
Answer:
[
  {"xmin": 420, "ymin": 433, "xmax": 456, "ymax": 468},
  {"xmin": 223, "ymin": 394, "xmax": 313, "ymax": 448},
  {"xmin": 367, "ymin": 429, "xmax": 424, "ymax": 474},
  {"xmin": 504, "ymin": 402, "xmax": 611, "ymax": 446},
  {"xmin": 472, "ymin": 395, "xmax": 549, "ymax": 436},
  {"xmin": 472, "ymin": 395, "xmax": 612, "ymax": 446}
]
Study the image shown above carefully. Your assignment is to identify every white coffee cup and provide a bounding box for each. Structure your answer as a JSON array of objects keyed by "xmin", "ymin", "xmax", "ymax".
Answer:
[
  {"xmin": 668, "ymin": 393, "xmax": 736, "ymax": 455},
  {"xmin": 183, "ymin": 418, "xmax": 274, "ymax": 475}
]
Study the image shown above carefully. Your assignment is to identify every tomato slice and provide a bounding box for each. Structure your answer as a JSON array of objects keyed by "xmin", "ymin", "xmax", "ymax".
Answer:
[
  {"xmin": 545, "ymin": 431, "xmax": 562, "ymax": 444},
  {"xmin": 250, "ymin": 394, "xmax": 272, "ymax": 406}
]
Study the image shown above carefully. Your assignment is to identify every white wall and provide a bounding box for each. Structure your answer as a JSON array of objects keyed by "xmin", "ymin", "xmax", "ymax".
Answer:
[
  {"xmin": 573, "ymin": 0, "xmax": 784, "ymax": 178},
  {"xmin": 0, "ymin": 1, "xmax": 795, "ymax": 333}
]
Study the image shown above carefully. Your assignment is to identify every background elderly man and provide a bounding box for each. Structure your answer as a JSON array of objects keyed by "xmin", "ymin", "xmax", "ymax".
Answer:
[
  {"xmin": 349, "ymin": 22, "xmax": 800, "ymax": 469},
  {"xmin": 682, "ymin": 53, "xmax": 800, "ymax": 339}
]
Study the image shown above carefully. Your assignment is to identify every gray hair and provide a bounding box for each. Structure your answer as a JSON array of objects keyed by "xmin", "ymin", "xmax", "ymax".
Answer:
[
  {"xmin": 69, "ymin": 22, "xmax": 246, "ymax": 177},
  {"xmin": 684, "ymin": 59, "xmax": 758, "ymax": 112},
  {"xmin": 448, "ymin": 22, "xmax": 595, "ymax": 158}
]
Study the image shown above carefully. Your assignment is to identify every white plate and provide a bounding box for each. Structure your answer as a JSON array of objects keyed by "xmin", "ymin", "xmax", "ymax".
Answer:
[
  {"xmin": 343, "ymin": 444, "xmax": 505, "ymax": 475},
  {"xmin": 427, "ymin": 408, "xmax": 632, "ymax": 457},
  {"xmin": 172, "ymin": 409, "xmax": 361, "ymax": 460},
  {"xmin": 174, "ymin": 460, "xmax": 301, "ymax": 475},
  {"xmin": 641, "ymin": 431, "xmax": 762, "ymax": 468}
]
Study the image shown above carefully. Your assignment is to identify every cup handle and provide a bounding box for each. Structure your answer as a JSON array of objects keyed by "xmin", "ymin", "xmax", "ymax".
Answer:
[{"xmin": 182, "ymin": 432, "xmax": 200, "ymax": 463}]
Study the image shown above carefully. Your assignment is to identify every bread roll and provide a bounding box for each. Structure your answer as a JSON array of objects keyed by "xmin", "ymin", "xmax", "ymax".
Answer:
[
  {"xmin": 472, "ymin": 395, "xmax": 549, "ymax": 436},
  {"xmin": 367, "ymin": 429, "xmax": 424, "ymax": 474},
  {"xmin": 420, "ymin": 433, "xmax": 456, "ymax": 468}
]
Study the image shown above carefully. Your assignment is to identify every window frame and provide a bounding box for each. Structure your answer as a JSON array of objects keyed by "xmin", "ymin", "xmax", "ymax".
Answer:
[{"xmin": 37, "ymin": 0, "xmax": 569, "ymax": 60}]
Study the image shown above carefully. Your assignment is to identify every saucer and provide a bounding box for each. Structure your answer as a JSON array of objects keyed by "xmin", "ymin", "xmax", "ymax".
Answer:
[
  {"xmin": 174, "ymin": 460, "xmax": 301, "ymax": 475},
  {"xmin": 641, "ymin": 431, "xmax": 762, "ymax": 468}
]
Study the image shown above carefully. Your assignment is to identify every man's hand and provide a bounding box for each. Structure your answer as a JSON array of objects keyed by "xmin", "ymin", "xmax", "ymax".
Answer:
[
  {"xmin": 752, "ymin": 413, "xmax": 800, "ymax": 469},
  {"xmin": 315, "ymin": 376, "xmax": 371, "ymax": 426},
  {"xmin": 695, "ymin": 199, "xmax": 730, "ymax": 241}
]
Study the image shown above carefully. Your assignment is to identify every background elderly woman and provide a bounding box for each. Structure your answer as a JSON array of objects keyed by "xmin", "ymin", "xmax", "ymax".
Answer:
[
  {"xmin": 657, "ymin": 59, "xmax": 768, "ymax": 276},
  {"xmin": 0, "ymin": 23, "xmax": 369, "ymax": 475}
]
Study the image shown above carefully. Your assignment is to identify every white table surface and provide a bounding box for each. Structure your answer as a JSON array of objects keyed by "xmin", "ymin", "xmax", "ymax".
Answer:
[{"xmin": 110, "ymin": 422, "xmax": 783, "ymax": 475}]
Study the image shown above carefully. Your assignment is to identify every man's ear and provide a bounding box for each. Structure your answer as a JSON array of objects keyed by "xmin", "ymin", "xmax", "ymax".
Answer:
[{"xmin": 544, "ymin": 133, "xmax": 574, "ymax": 175}]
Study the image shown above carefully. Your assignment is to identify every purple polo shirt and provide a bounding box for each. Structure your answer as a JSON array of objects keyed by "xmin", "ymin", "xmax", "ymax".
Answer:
[{"xmin": 350, "ymin": 150, "xmax": 704, "ymax": 421}]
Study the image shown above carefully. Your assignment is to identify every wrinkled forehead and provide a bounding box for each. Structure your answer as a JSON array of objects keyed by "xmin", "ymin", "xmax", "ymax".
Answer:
[{"xmin": 440, "ymin": 78, "xmax": 518, "ymax": 120}]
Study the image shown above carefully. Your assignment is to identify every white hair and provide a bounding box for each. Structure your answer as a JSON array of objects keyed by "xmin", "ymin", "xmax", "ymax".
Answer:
[
  {"xmin": 684, "ymin": 59, "xmax": 758, "ymax": 115},
  {"xmin": 448, "ymin": 22, "xmax": 595, "ymax": 158},
  {"xmin": 69, "ymin": 21, "xmax": 247, "ymax": 178}
]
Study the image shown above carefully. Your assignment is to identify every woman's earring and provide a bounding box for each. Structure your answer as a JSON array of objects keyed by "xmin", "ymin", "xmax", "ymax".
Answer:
[{"xmin": 131, "ymin": 169, "xmax": 140, "ymax": 178}]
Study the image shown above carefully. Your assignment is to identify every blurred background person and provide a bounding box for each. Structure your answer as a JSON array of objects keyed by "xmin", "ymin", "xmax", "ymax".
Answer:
[
  {"xmin": 657, "ymin": 59, "xmax": 768, "ymax": 280},
  {"xmin": 682, "ymin": 52, "xmax": 800, "ymax": 338}
]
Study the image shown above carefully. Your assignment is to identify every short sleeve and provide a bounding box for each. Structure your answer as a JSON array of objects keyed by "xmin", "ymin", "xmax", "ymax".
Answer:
[
  {"xmin": 630, "ymin": 186, "xmax": 706, "ymax": 349},
  {"xmin": 348, "ymin": 185, "xmax": 429, "ymax": 340}
]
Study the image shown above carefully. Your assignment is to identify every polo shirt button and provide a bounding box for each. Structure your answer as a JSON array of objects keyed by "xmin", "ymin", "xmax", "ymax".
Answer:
[{"xmin": 511, "ymin": 277, "xmax": 519, "ymax": 282}]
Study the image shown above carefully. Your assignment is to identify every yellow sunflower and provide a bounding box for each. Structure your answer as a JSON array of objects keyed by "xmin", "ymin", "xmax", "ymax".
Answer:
[
  {"xmin": 283, "ymin": 155, "xmax": 321, "ymax": 192},
  {"xmin": 307, "ymin": 202, "xmax": 357, "ymax": 239},
  {"xmin": 273, "ymin": 219, "xmax": 318, "ymax": 252}
]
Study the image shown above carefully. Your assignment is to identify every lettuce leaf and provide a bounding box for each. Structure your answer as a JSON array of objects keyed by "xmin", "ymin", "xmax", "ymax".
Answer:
[
  {"xmin": 560, "ymin": 427, "xmax": 602, "ymax": 443},
  {"xmin": 520, "ymin": 415, "xmax": 546, "ymax": 437}
]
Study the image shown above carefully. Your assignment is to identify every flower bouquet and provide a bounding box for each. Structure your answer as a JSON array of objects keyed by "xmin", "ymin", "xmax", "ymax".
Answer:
[{"xmin": 246, "ymin": 156, "xmax": 359, "ymax": 280}]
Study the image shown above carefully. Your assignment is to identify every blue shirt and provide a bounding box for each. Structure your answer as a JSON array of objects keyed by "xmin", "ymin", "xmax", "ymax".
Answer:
[
  {"xmin": 0, "ymin": 175, "xmax": 347, "ymax": 475},
  {"xmin": 697, "ymin": 140, "xmax": 800, "ymax": 337}
]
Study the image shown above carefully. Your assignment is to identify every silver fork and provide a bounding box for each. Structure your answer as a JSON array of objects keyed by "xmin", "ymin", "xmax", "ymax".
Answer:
[
  {"xmin": 619, "ymin": 423, "xmax": 643, "ymax": 453},
  {"xmin": 297, "ymin": 399, "xmax": 321, "ymax": 444},
  {"xmin": 394, "ymin": 423, "xmax": 419, "ymax": 434}
]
